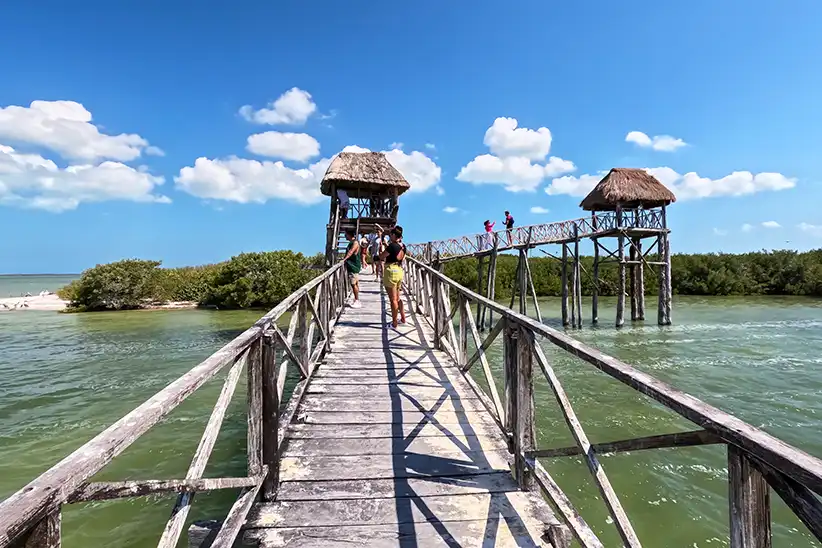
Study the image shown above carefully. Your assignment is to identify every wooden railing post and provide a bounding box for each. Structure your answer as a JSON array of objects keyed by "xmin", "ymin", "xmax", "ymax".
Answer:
[
  {"xmin": 15, "ymin": 510, "xmax": 61, "ymax": 548},
  {"xmin": 261, "ymin": 332, "xmax": 279, "ymax": 501},
  {"xmin": 458, "ymin": 294, "xmax": 468, "ymax": 366},
  {"xmin": 297, "ymin": 296, "xmax": 309, "ymax": 376},
  {"xmin": 729, "ymin": 445, "xmax": 771, "ymax": 548},
  {"xmin": 246, "ymin": 335, "xmax": 263, "ymax": 478},
  {"xmin": 503, "ymin": 320, "xmax": 517, "ymax": 450},
  {"xmin": 515, "ymin": 325, "xmax": 536, "ymax": 490}
]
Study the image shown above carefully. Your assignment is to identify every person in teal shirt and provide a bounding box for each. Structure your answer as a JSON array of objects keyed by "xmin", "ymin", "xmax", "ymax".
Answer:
[{"xmin": 343, "ymin": 229, "xmax": 362, "ymax": 308}]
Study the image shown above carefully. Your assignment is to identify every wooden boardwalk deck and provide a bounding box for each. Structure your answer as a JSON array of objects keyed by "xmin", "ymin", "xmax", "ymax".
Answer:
[{"xmin": 243, "ymin": 279, "xmax": 564, "ymax": 547}]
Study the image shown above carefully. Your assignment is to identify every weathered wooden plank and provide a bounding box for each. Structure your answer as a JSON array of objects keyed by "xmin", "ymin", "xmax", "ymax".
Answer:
[
  {"xmin": 752, "ymin": 458, "xmax": 822, "ymax": 542},
  {"xmin": 69, "ymin": 476, "xmax": 262, "ymax": 503},
  {"xmin": 209, "ymin": 479, "xmax": 264, "ymax": 548},
  {"xmin": 526, "ymin": 457, "xmax": 604, "ymax": 548},
  {"xmin": 20, "ymin": 511, "xmax": 60, "ymax": 548},
  {"xmin": 284, "ymin": 434, "xmax": 506, "ymax": 457},
  {"xmin": 296, "ymin": 296, "xmax": 310, "ymax": 376},
  {"xmin": 295, "ymin": 410, "xmax": 496, "ymax": 426},
  {"xmin": 463, "ymin": 299, "xmax": 504, "ymax": 424},
  {"xmin": 274, "ymin": 472, "xmax": 519, "ymax": 502},
  {"xmin": 288, "ymin": 421, "xmax": 503, "ymax": 440},
  {"xmin": 514, "ymin": 326, "xmax": 536, "ymax": 491},
  {"xmin": 158, "ymin": 349, "xmax": 248, "ymax": 548},
  {"xmin": 729, "ymin": 445, "xmax": 771, "ymax": 548},
  {"xmin": 462, "ymin": 316, "xmax": 503, "ymax": 373},
  {"xmin": 246, "ymin": 338, "xmax": 263, "ymax": 476},
  {"xmin": 300, "ymin": 394, "xmax": 483, "ymax": 412},
  {"xmin": 262, "ymin": 334, "xmax": 280, "ymax": 501},
  {"xmin": 271, "ymin": 324, "xmax": 308, "ymax": 379},
  {"xmin": 247, "ymin": 491, "xmax": 555, "ymax": 531},
  {"xmin": 527, "ymin": 429, "xmax": 722, "ymax": 458},
  {"xmin": 304, "ymin": 384, "xmax": 474, "ymax": 399},
  {"xmin": 279, "ymin": 450, "xmax": 512, "ymax": 482},
  {"xmin": 409, "ymin": 258, "xmax": 822, "ymax": 496},
  {"xmin": 244, "ymin": 517, "xmax": 548, "ymax": 547},
  {"xmin": 533, "ymin": 344, "xmax": 640, "ymax": 546}
]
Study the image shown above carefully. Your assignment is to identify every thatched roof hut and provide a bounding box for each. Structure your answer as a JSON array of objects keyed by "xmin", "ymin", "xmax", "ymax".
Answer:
[
  {"xmin": 320, "ymin": 152, "xmax": 410, "ymax": 197},
  {"xmin": 580, "ymin": 168, "xmax": 676, "ymax": 211}
]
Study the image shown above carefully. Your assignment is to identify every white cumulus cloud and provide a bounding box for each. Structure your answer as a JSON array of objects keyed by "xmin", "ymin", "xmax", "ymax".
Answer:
[
  {"xmin": 0, "ymin": 100, "xmax": 157, "ymax": 162},
  {"xmin": 389, "ymin": 142, "xmax": 404, "ymax": 150},
  {"xmin": 530, "ymin": 206, "xmax": 550, "ymax": 214},
  {"xmin": 544, "ymin": 167, "xmax": 796, "ymax": 201},
  {"xmin": 443, "ymin": 206, "xmax": 459, "ymax": 213},
  {"xmin": 339, "ymin": 146, "xmax": 441, "ymax": 194},
  {"xmin": 458, "ymin": 118, "xmax": 575, "ymax": 192},
  {"xmin": 175, "ymin": 156, "xmax": 327, "ymax": 205},
  {"xmin": 0, "ymin": 145, "xmax": 168, "ymax": 212},
  {"xmin": 798, "ymin": 222, "xmax": 822, "ymax": 237},
  {"xmin": 626, "ymin": 131, "xmax": 687, "ymax": 152},
  {"xmin": 246, "ymin": 131, "xmax": 320, "ymax": 162},
  {"xmin": 425, "ymin": 143, "xmax": 436, "ymax": 150},
  {"xmin": 761, "ymin": 221, "xmax": 781, "ymax": 229},
  {"xmin": 239, "ymin": 88, "xmax": 317, "ymax": 126}
]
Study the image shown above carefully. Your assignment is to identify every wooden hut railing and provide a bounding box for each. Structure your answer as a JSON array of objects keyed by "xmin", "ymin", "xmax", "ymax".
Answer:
[
  {"xmin": 0, "ymin": 263, "xmax": 351, "ymax": 548},
  {"xmin": 405, "ymin": 207, "xmax": 666, "ymax": 261},
  {"xmin": 404, "ymin": 257, "xmax": 822, "ymax": 548}
]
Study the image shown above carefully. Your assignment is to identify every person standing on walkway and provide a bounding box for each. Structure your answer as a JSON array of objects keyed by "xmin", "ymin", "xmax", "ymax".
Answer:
[
  {"xmin": 343, "ymin": 229, "xmax": 362, "ymax": 308},
  {"xmin": 504, "ymin": 210, "xmax": 515, "ymax": 246},
  {"xmin": 483, "ymin": 220, "xmax": 495, "ymax": 250},
  {"xmin": 381, "ymin": 226, "xmax": 407, "ymax": 329},
  {"xmin": 370, "ymin": 227, "xmax": 384, "ymax": 281},
  {"xmin": 337, "ymin": 188, "xmax": 349, "ymax": 219}
]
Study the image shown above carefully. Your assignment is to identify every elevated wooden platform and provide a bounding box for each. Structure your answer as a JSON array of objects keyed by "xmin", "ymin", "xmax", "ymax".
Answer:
[{"xmin": 244, "ymin": 279, "xmax": 566, "ymax": 547}]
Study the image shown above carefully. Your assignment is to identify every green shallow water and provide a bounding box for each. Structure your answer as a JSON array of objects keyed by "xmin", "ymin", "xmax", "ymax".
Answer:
[{"xmin": 1, "ymin": 293, "xmax": 821, "ymax": 547}]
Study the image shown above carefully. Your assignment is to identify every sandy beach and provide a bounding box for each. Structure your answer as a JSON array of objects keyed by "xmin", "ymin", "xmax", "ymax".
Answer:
[{"xmin": 0, "ymin": 294, "xmax": 67, "ymax": 311}]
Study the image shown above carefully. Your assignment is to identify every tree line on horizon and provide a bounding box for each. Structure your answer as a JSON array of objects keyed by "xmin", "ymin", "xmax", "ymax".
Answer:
[{"xmin": 57, "ymin": 248, "xmax": 822, "ymax": 312}]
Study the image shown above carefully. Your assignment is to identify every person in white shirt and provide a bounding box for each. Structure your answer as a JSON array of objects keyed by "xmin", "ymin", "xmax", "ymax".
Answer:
[{"xmin": 337, "ymin": 189, "xmax": 349, "ymax": 219}]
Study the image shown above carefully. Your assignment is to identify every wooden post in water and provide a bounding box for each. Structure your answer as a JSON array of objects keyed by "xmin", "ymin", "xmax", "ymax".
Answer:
[
  {"xmin": 728, "ymin": 445, "xmax": 771, "ymax": 548},
  {"xmin": 573, "ymin": 224, "xmax": 582, "ymax": 329},
  {"xmin": 636, "ymin": 239, "xmax": 645, "ymax": 320},
  {"xmin": 592, "ymin": 237, "xmax": 599, "ymax": 325},
  {"xmin": 476, "ymin": 255, "xmax": 485, "ymax": 330},
  {"xmin": 658, "ymin": 205, "xmax": 672, "ymax": 326},
  {"xmin": 518, "ymin": 249, "xmax": 527, "ymax": 315},
  {"xmin": 485, "ymin": 234, "xmax": 499, "ymax": 330},
  {"xmin": 628, "ymin": 238, "xmax": 639, "ymax": 322},
  {"xmin": 560, "ymin": 244, "xmax": 569, "ymax": 326},
  {"xmin": 616, "ymin": 205, "xmax": 625, "ymax": 328}
]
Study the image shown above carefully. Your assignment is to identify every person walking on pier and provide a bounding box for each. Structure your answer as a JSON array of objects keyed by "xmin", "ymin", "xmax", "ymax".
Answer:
[
  {"xmin": 504, "ymin": 210, "xmax": 515, "ymax": 246},
  {"xmin": 369, "ymin": 227, "xmax": 384, "ymax": 281},
  {"xmin": 343, "ymin": 229, "xmax": 362, "ymax": 308},
  {"xmin": 483, "ymin": 220, "xmax": 495, "ymax": 250},
  {"xmin": 381, "ymin": 226, "xmax": 406, "ymax": 328}
]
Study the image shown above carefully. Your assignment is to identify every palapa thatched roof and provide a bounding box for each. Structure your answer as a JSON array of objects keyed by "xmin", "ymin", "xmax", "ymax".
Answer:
[
  {"xmin": 580, "ymin": 168, "xmax": 676, "ymax": 211},
  {"xmin": 320, "ymin": 152, "xmax": 410, "ymax": 196}
]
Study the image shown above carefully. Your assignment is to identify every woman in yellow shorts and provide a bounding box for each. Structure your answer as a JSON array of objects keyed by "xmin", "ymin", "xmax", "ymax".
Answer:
[{"xmin": 381, "ymin": 226, "xmax": 406, "ymax": 329}]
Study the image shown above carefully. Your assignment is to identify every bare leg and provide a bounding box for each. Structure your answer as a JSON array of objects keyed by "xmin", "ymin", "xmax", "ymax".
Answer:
[
  {"xmin": 387, "ymin": 287, "xmax": 399, "ymax": 327},
  {"xmin": 398, "ymin": 294, "xmax": 406, "ymax": 324},
  {"xmin": 352, "ymin": 281, "xmax": 360, "ymax": 302}
]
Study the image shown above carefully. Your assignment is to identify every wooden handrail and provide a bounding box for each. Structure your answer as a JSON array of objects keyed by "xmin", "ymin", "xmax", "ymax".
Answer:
[
  {"xmin": 404, "ymin": 256, "xmax": 822, "ymax": 547},
  {"xmin": 0, "ymin": 262, "xmax": 348, "ymax": 548}
]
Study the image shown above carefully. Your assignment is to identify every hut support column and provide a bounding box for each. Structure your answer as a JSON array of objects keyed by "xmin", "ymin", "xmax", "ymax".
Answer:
[
  {"xmin": 592, "ymin": 237, "xmax": 599, "ymax": 324},
  {"xmin": 628, "ymin": 238, "xmax": 639, "ymax": 322},
  {"xmin": 561, "ymin": 244, "xmax": 569, "ymax": 326},
  {"xmin": 637, "ymin": 239, "xmax": 645, "ymax": 320},
  {"xmin": 658, "ymin": 205, "xmax": 672, "ymax": 326},
  {"xmin": 573, "ymin": 224, "xmax": 582, "ymax": 328},
  {"xmin": 616, "ymin": 206, "xmax": 625, "ymax": 328}
]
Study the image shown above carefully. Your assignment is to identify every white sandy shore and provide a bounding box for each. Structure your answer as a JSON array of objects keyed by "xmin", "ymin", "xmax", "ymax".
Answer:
[
  {"xmin": 0, "ymin": 296, "xmax": 199, "ymax": 312},
  {"xmin": 0, "ymin": 294, "xmax": 67, "ymax": 311}
]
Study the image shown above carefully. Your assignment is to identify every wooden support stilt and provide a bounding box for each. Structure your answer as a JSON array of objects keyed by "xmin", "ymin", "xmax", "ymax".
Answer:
[
  {"xmin": 523, "ymin": 248, "xmax": 543, "ymax": 323},
  {"xmin": 573, "ymin": 224, "xmax": 582, "ymax": 328},
  {"xmin": 510, "ymin": 254, "xmax": 520, "ymax": 311},
  {"xmin": 664, "ymin": 235, "xmax": 672, "ymax": 325},
  {"xmin": 476, "ymin": 256, "xmax": 485, "ymax": 330},
  {"xmin": 628, "ymin": 238, "xmax": 639, "ymax": 322},
  {"xmin": 485, "ymin": 238, "xmax": 498, "ymax": 330},
  {"xmin": 592, "ymin": 237, "xmax": 599, "ymax": 325},
  {"xmin": 561, "ymin": 244, "xmax": 569, "ymax": 326},
  {"xmin": 518, "ymin": 249, "xmax": 527, "ymax": 315},
  {"xmin": 616, "ymin": 206, "xmax": 625, "ymax": 328},
  {"xmin": 637, "ymin": 240, "xmax": 645, "ymax": 320}
]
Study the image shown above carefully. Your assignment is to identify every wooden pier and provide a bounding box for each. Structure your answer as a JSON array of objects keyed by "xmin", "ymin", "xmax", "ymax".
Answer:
[{"xmin": 2, "ymin": 256, "xmax": 822, "ymax": 547}]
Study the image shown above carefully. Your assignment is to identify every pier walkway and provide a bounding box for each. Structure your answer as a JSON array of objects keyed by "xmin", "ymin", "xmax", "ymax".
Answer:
[{"xmin": 243, "ymin": 279, "xmax": 565, "ymax": 546}]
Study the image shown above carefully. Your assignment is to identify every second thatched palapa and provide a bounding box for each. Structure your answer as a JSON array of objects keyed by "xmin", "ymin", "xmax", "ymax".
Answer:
[
  {"xmin": 320, "ymin": 151, "xmax": 410, "ymax": 197},
  {"xmin": 580, "ymin": 168, "xmax": 676, "ymax": 211}
]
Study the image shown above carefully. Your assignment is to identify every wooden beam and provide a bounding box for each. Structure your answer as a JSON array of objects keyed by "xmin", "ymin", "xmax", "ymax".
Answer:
[
  {"xmin": 462, "ymin": 316, "xmax": 504, "ymax": 373},
  {"xmin": 463, "ymin": 298, "xmax": 505, "ymax": 424},
  {"xmin": 514, "ymin": 327, "xmax": 536, "ymax": 490},
  {"xmin": 752, "ymin": 457, "xmax": 822, "ymax": 542},
  {"xmin": 561, "ymin": 244, "xmax": 569, "ymax": 326},
  {"xmin": 208, "ymin": 477, "xmax": 264, "ymax": 548},
  {"xmin": 69, "ymin": 475, "xmax": 263, "ymax": 503},
  {"xmin": 526, "ymin": 458, "xmax": 604, "ymax": 548},
  {"xmin": 246, "ymin": 338, "xmax": 263, "ymax": 477},
  {"xmin": 18, "ymin": 511, "xmax": 60, "ymax": 548},
  {"xmin": 261, "ymin": 334, "xmax": 279, "ymax": 501},
  {"xmin": 532, "ymin": 344, "xmax": 640, "ymax": 547},
  {"xmin": 729, "ymin": 445, "xmax": 771, "ymax": 548},
  {"xmin": 527, "ymin": 429, "xmax": 722, "ymax": 459},
  {"xmin": 157, "ymin": 349, "xmax": 248, "ymax": 548},
  {"xmin": 270, "ymin": 324, "xmax": 308, "ymax": 378}
]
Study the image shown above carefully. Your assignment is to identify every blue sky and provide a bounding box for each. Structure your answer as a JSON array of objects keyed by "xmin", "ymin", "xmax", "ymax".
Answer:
[{"xmin": 1, "ymin": 1, "xmax": 821, "ymax": 273}]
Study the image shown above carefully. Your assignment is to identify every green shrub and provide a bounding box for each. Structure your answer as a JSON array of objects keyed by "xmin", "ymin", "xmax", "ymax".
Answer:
[
  {"xmin": 68, "ymin": 259, "xmax": 163, "ymax": 311},
  {"xmin": 154, "ymin": 264, "xmax": 222, "ymax": 302},
  {"xmin": 203, "ymin": 251, "xmax": 316, "ymax": 309}
]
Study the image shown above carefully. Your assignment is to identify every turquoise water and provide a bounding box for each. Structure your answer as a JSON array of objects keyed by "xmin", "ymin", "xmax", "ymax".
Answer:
[
  {"xmin": 0, "ymin": 292, "xmax": 821, "ymax": 546},
  {"xmin": 0, "ymin": 273, "xmax": 77, "ymax": 296}
]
